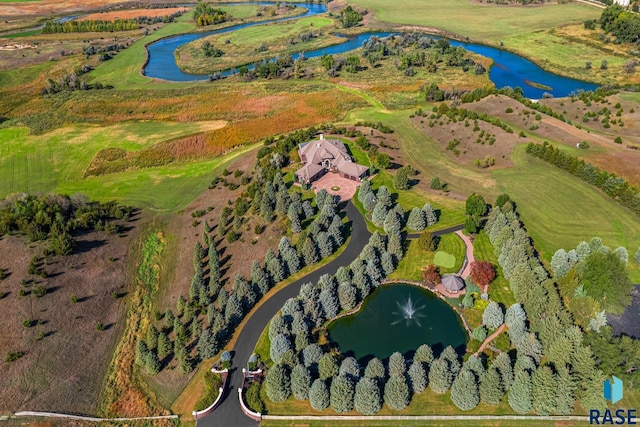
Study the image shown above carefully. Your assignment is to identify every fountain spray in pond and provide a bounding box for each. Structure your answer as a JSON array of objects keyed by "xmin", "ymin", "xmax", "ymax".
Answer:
[{"xmin": 391, "ymin": 296, "xmax": 426, "ymax": 327}]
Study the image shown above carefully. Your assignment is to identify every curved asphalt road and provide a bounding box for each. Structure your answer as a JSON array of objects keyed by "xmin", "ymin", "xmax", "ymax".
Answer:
[{"xmin": 198, "ymin": 201, "xmax": 371, "ymax": 427}]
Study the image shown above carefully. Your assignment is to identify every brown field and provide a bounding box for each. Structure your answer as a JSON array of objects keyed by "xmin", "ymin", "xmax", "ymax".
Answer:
[
  {"xmin": 412, "ymin": 109, "xmax": 521, "ymax": 170},
  {"xmin": 78, "ymin": 7, "xmax": 188, "ymax": 21},
  {"xmin": 466, "ymin": 95, "xmax": 640, "ymax": 185},
  {"xmin": 0, "ymin": 219, "xmax": 136, "ymax": 415},
  {"xmin": 7, "ymin": 85, "xmax": 365, "ymax": 177},
  {"xmin": 541, "ymin": 94, "xmax": 640, "ymax": 143},
  {"xmin": 0, "ymin": 0, "xmax": 170, "ymax": 17}
]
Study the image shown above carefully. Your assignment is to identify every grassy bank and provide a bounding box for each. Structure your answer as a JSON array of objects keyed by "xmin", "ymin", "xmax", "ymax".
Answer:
[
  {"xmin": 175, "ymin": 16, "xmax": 339, "ymax": 74},
  {"xmin": 99, "ymin": 228, "xmax": 167, "ymax": 416},
  {"xmin": 349, "ymin": 0, "xmax": 599, "ymax": 44}
]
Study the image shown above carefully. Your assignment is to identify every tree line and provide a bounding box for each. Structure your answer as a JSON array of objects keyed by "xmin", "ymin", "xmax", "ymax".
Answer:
[
  {"xmin": 598, "ymin": 4, "xmax": 640, "ymax": 43},
  {"xmin": 194, "ymin": 2, "xmax": 229, "ymax": 27},
  {"xmin": 135, "ymin": 139, "xmax": 349, "ymax": 375},
  {"xmin": 43, "ymin": 19, "xmax": 139, "ymax": 33},
  {"xmin": 0, "ymin": 194, "xmax": 132, "ymax": 256},
  {"xmin": 485, "ymin": 200, "xmax": 607, "ymax": 412},
  {"xmin": 525, "ymin": 141, "xmax": 640, "ymax": 216}
]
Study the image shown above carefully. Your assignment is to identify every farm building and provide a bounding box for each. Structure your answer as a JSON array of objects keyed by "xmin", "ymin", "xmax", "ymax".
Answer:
[{"xmin": 295, "ymin": 135, "xmax": 368, "ymax": 185}]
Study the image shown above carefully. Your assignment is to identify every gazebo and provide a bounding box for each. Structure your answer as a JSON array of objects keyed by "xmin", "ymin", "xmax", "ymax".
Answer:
[{"xmin": 442, "ymin": 275, "xmax": 465, "ymax": 294}]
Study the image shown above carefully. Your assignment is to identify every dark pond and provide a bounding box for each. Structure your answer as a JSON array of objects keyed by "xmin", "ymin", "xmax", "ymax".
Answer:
[{"xmin": 327, "ymin": 283, "xmax": 468, "ymax": 361}]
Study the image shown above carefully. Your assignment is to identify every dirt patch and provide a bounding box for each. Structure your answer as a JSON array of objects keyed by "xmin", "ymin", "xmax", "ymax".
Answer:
[
  {"xmin": 0, "ymin": 220, "xmax": 137, "ymax": 414},
  {"xmin": 467, "ymin": 95, "xmax": 640, "ymax": 185},
  {"xmin": 78, "ymin": 7, "xmax": 188, "ymax": 21}
]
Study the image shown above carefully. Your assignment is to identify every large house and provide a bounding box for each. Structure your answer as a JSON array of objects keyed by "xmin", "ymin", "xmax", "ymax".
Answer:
[{"xmin": 295, "ymin": 135, "xmax": 369, "ymax": 185}]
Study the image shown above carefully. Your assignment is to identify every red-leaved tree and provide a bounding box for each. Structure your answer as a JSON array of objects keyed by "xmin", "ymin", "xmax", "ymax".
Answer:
[
  {"xmin": 470, "ymin": 261, "xmax": 496, "ymax": 288},
  {"xmin": 422, "ymin": 264, "xmax": 442, "ymax": 285}
]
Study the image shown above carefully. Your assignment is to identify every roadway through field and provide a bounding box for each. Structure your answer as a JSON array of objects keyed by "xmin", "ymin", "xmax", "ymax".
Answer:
[{"xmin": 197, "ymin": 201, "xmax": 371, "ymax": 427}]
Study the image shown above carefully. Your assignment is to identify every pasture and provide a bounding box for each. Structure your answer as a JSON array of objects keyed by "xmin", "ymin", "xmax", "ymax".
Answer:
[{"xmin": 348, "ymin": 0, "xmax": 600, "ymax": 44}]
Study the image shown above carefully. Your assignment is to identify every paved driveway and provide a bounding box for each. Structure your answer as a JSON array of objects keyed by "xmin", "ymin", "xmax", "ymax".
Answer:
[
  {"xmin": 198, "ymin": 202, "xmax": 370, "ymax": 427},
  {"xmin": 313, "ymin": 173, "xmax": 358, "ymax": 202}
]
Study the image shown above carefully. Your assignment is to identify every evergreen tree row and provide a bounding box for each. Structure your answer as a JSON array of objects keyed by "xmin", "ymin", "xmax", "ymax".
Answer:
[{"xmin": 526, "ymin": 141, "xmax": 640, "ymax": 216}]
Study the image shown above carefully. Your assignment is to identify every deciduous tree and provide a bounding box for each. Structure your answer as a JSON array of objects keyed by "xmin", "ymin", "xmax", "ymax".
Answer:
[{"xmin": 470, "ymin": 261, "xmax": 496, "ymax": 289}]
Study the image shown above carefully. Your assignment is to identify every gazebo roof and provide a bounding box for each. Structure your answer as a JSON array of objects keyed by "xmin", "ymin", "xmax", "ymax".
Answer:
[{"xmin": 442, "ymin": 275, "xmax": 465, "ymax": 292}]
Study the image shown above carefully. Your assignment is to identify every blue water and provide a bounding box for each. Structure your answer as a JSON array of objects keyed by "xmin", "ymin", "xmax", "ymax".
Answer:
[{"xmin": 142, "ymin": 2, "xmax": 598, "ymax": 98}]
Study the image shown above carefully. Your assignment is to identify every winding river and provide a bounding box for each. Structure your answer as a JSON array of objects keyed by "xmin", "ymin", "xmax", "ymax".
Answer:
[{"xmin": 143, "ymin": 2, "xmax": 598, "ymax": 98}]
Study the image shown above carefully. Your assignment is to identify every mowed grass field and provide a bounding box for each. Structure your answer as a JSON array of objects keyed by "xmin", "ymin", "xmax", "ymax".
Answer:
[
  {"xmin": 0, "ymin": 122, "xmax": 257, "ymax": 212},
  {"xmin": 495, "ymin": 146, "xmax": 640, "ymax": 281},
  {"xmin": 348, "ymin": 0, "xmax": 600, "ymax": 44},
  {"xmin": 347, "ymin": 109, "xmax": 640, "ymax": 283}
]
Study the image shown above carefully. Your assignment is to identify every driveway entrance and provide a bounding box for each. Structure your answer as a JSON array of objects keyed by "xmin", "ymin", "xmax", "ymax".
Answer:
[{"xmin": 313, "ymin": 173, "xmax": 359, "ymax": 202}]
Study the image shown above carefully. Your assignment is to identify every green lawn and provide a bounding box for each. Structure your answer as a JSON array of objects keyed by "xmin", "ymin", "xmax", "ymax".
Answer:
[
  {"xmin": 0, "ymin": 29, "xmax": 41, "ymax": 38},
  {"xmin": 373, "ymin": 109, "xmax": 640, "ymax": 283},
  {"xmin": 349, "ymin": 0, "xmax": 599, "ymax": 44},
  {"xmin": 0, "ymin": 123, "xmax": 256, "ymax": 212},
  {"xmin": 472, "ymin": 231, "xmax": 515, "ymax": 307},
  {"xmin": 494, "ymin": 146, "xmax": 640, "ymax": 283},
  {"xmin": 433, "ymin": 251, "xmax": 455, "ymax": 269},
  {"xmin": 390, "ymin": 233, "xmax": 464, "ymax": 281}
]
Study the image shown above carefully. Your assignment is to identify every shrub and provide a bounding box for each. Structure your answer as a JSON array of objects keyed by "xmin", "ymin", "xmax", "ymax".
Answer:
[
  {"xmin": 6, "ymin": 351, "xmax": 24, "ymax": 362},
  {"xmin": 245, "ymin": 382, "xmax": 265, "ymax": 413}
]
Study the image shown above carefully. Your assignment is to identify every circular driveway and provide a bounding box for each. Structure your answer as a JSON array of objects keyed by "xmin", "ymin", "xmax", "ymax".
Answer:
[{"xmin": 313, "ymin": 173, "xmax": 359, "ymax": 201}]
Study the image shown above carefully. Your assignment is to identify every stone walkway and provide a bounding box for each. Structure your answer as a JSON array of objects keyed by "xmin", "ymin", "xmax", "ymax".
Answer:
[
  {"xmin": 312, "ymin": 173, "xmax": 359, "ymax": 201},
  {"xmin": 455, "ymin": 229, "xmax": 475, "ymax": 280}
]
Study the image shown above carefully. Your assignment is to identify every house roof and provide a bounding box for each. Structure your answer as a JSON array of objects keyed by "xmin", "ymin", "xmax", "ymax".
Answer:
[
  {"xmin": 296, "ymin": 137, "xmax": 368, "ymax": 181},
  {"xmin": 442, "ymin": 275, "xmax": 465, "ymax": 292},
  {"xmin": 299, "ymin": 139, "xmax": 350, "ymax": 165},
  {"xmin": 295, "ymin": 163, "xmax": 324, "ymax": 180}
]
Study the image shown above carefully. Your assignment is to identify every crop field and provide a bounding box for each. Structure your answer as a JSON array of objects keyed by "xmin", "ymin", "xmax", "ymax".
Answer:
[
  {"xmin": 349, "ymin": 0, "xmax": 600, "ymax": 44},
  {"xmin": 176, "ymin": 16, "xmax": 340, "ymax": 74}
]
